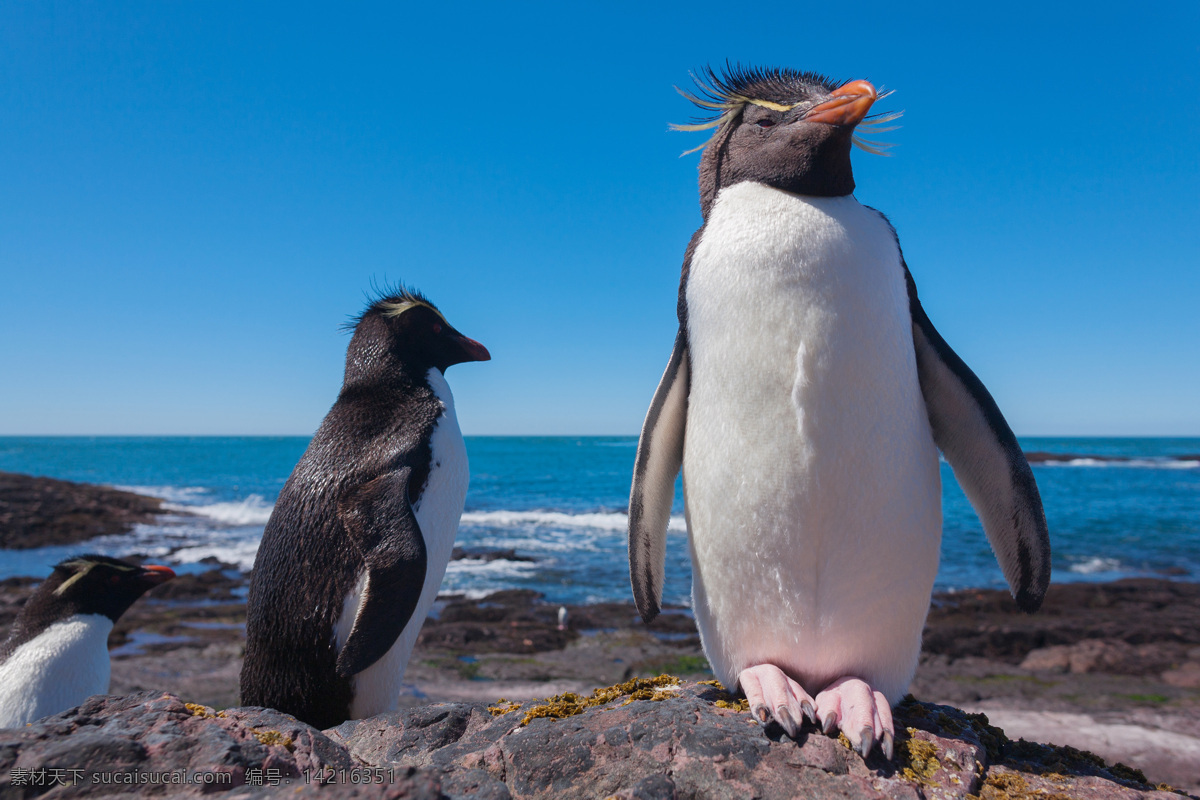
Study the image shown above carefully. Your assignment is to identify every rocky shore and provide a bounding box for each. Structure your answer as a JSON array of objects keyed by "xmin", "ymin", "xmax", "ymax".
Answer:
[
  {"xmin": 1, "ymin": 683, "xmax": 1189, "ymax": 799},
  {"xmin": 0, "ymin": 568, "xmax": 1197, "ymax": 795},
  {"xmin": 0, "ymin": 472, "xmax": 171, "ymax": 549},
  {"xmin": 1, "ymin": 475, "xmax": 1198, "ymax": 795}
]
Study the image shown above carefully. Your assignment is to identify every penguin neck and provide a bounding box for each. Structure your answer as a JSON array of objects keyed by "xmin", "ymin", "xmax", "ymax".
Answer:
[
  {"xmin": 700, "ymin": 132, "xmax": 856, "ymax": 219},
  {"xmin": 342, "ymin": 345, "xmax": 432, "ymax": 392}
]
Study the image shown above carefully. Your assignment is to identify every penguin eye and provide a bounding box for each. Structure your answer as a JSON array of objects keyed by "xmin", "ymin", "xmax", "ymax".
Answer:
[
  {"xmin": 755, "ymin": 119, "xmax": 776, "ymax": 128},
  {"xmin": 110, "ymin": 575, "xmax": 120, "ymax": 585},
  {"xmin": 432, "ymin": 322, "xmax": 443, "ymax": 334}
]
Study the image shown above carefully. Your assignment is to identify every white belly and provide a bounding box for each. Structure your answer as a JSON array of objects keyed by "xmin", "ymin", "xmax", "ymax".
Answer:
[
  {"xmin": 336, "ymin": 367, "xmax": 469, "ymax": 719},
  {"xmin": 0, "ymin": 614, "xmax": 112, "ymax": 728},
  {"xmin": 683, "ymin": 182, "xmax": 941, "ymax": 702}
]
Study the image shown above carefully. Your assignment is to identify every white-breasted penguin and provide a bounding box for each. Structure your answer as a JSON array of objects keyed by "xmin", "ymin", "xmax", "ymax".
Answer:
[
  {"xmin": 0, "ymin": 555, "xmax": 175, "ymax": 728},
  {"xmin": 628, "ymin": 65, "xmax": 1051, "ymax": 759},
  {"xmin": 240, "ymin": 287, "xmax": 490, "ymax": 729}
]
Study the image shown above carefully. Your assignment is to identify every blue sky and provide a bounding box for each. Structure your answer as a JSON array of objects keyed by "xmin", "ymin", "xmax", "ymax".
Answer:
[{"xmin": 2, "ymin": 2, "xmax": 1197, "ymax": 436}]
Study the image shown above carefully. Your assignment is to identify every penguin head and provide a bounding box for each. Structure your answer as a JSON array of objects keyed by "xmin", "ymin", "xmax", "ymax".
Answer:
[
  {"xmin": 675, "ymin": 65, "xmax": 900, "ymax": 215},
  {"xmin": 38, "ymin": 555, "xmax": 175, "ymax": 622},
  {"xmin": 346, "ymin": 288, "xmax": 491, "ymax": 379}
]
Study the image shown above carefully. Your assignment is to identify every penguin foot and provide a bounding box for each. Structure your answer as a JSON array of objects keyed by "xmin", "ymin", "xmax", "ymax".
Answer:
[
  {"xmin": 737, "ymin": 664, "xmax": 816, "ymax": 740},
  {"xmin": 814, "ymin": 676, "xmax": 894, "ymax": 760}
]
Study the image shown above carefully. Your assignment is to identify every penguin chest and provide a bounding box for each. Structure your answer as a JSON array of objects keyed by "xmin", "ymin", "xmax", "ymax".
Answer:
[
  {"xmin": 0, "ymin": 614, "xmax": 113, "ymax": 727},
  {"xmin": 338, "ymin": 367, "xmax": 469, "ymax": 719},
  {"xmin": 682, "ymin": 182, "xmax": 941, "ymax": 698}
]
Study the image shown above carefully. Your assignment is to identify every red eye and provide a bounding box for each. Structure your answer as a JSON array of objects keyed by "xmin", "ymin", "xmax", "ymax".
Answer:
[
  {"xmin": 432, "ymin": 323, "xmax": 443, "ymax": 334},
  {"xmin": 110, "ymin": 576, "xmax": 120, "ymax": 584},
  {"xmin": 756, "ymin": 119, "xmax": 775, "ymax": 128}
]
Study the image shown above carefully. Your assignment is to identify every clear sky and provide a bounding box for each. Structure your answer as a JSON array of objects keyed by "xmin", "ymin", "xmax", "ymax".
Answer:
[{"xmin": 2, "ymin": 2, "xmax": 1197, "ymax": 436}]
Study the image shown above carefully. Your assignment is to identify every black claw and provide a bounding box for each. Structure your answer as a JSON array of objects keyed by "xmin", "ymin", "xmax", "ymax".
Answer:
[
  {"xmin": 881, "ymin": 731, "xmax": 894, "ymax": 761},
  {"xmin": 776, "ymin": 706, "xmax": 799, "ymax": 738},
  {"xmin": 857, "ymin": 727, "xmax": 875, "ymax": 758},
  {"xmin": 801, "ymin": 700, "xmax": 816, "ymax": 725},
  {"xmin": 822, "ymin": 713, "xmax": 838, "ymax": 736}
]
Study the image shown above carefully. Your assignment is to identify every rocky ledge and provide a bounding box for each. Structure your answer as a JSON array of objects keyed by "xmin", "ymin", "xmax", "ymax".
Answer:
[
  {"xmin": 0, "ymin": 472, "xmax": 169, "ymax": 549},
  {"xmin": 1, "ymin": 682, "xmax": 1192, "ymax": 800}
]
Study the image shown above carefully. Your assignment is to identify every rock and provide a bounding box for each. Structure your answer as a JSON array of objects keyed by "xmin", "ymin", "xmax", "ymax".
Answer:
[
  {"xmin": 450, "ymin": 548, "xmax": 536, "ymax": 564},
  {"xmin": 1162, "ymin": 661, "xmax": 1200, "ymax": 689},
  {"xmin": 0, "ymin": 691, "xmax": 357, "ymax": 797},
  {"xmin": 1019, "ymin": 638, "xmax": 1189, "ymax": 675},
  {"xmin": 0, "ymin": 683, "xmax": 1188, "ymax": 799},
  {"xmin": 0, "ymin": 471, "xmax": 170, "ymax": 549},
  {"xmin": 923, "ymin": 579, "xmax": 1200, "ymax": 666}
]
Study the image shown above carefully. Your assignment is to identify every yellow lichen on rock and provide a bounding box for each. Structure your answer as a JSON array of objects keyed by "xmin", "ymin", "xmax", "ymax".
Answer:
[
  {"xmin": 253, "ymin": 729, "xmax": 294, "ymax": 749},
  {"xmin": 184, "ymin": 702, "xmax": 226, "ymax": 719},
  {"xmin": 518, "ymin": 676, "xmax": 681, "ymax": 727},
  {"xmin": 488, "ymin": 698, "xmax": 522, "ymax": 717},
  {"xmin": 714, "ymin": 698, "xmax": 749, "ymax": 712},
  {"xmin": 899, "ymin": 731, "xmax": 942, "ymax": 784}
]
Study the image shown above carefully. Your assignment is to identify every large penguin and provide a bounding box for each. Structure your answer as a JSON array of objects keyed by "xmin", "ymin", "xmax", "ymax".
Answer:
[
  {"xmin": 628, "ymin": 66, "xmax": 1050, "ymax": 758},
  {"xmin": 241, "ymin": 288, "xmax": 489, "ymax": 729},
  {"xmin": 0, "ymin": 555, "xmax": 175, "ymax": 728}
]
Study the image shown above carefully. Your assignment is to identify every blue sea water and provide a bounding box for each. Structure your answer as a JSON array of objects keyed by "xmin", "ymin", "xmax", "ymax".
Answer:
[{"xmin": 0, "ymin": 436, "xmax": 1197, "ymax": 606}]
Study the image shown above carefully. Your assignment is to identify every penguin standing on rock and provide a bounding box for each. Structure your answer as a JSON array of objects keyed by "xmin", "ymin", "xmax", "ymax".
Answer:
[
  {"xmin": 0, "ymin": 555, "xmax": 175, "ymax": 728},
  {"xmin": 628, "ymin": 66, "xmax": 1050, "ymax": 758},
  {"xmin": 241, "ymin": 288, "xmax": 490, "ymax": 729}
]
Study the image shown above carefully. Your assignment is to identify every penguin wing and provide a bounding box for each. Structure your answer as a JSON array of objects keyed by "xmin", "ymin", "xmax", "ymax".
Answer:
[
  {"xmin": 628, "ymin": 328, "xmax": 689, "ymax": 623},
  {"xmin": 905, "ymin": 265, "xmax": 1051, "ymax": 612},
  {"xmin": 335, "ymin": 467, "xmax": 428, "ymax": 677}
]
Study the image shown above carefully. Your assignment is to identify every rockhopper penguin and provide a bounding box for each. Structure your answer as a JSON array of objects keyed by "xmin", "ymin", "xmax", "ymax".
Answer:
[
  {"xmin": 240, "ymin": 288, "xmax": 490, "ymax": 729},
  {"xmin": 0, "ymin": 555, "xmax": 175, "ymax": 728},
  {"xmin": 628, "ymin": 66, "xmax": 1050, "ymax": 758}
]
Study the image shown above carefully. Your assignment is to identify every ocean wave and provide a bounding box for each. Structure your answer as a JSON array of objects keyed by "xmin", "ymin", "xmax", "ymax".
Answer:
[
  {"xmin": 171, "ymin": 541, "xmax": 261, "ymax": 571},
  {"xmin": 1067, "ymin": 556, "xmax": 1123, "ymax": 574},
  {"xmin": 165, "ymin": 495, "xmax": 274, "ymax": 526},
  {"xmin": 1036, "ymin": 458, "xmax": 1199, "ymax": 469},
  {"xmin": 460, "ymin": 509, "xmax": 687, "ymax": 533},
  {"xmin": 444, "ymin": 558, "xmax": 539, "ymax": 578},
  {"xmin": 115, "ymin": 485, "xmax": 212, "ymax": 503}
]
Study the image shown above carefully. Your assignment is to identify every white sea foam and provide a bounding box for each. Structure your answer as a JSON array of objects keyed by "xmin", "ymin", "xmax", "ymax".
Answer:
[
  {"xmin": 115, "ymin": 485, "xmax": 211, "ymax": 503},
  {"xmin": 1068, "ymin": 556, "xmax": 1124, "ymax": 575},
  {"xmin": 166, "ymin": 495, "xmax": 274, "ymax": 526},
  {"xmin": 459, "ymin": 510, "xmax": 687, "ymax": 533},
  {"xmin": 171, "ymin": 541, "xmax": 261, "ymax": 571},
  {"xmin": 1038, "ymin": 458, "xmax": 1199, "ymax": 469},
  {"xmin": 444, "ymin": 558, "xmax": 539, "ymax": 578}
]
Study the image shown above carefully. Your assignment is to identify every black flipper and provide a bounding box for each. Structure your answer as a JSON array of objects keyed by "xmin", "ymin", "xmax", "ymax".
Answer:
[
  {"xmin": 628, "ymin": 328, "xmax": 690, "ymax": 623},
  {"xmin": 905, "ymin": 265, "xmax": 1051, "ymax": 611},
  {"xmin": 335, "ymin": 468, "xmax": 428, "ymax": 677}
]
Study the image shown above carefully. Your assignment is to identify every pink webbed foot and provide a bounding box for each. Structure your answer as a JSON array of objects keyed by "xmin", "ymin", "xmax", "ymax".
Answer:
[
  {"xmin": 814, "ymin": 676, "xmax": 894, "ymax": 759},
  {"xmin": 737, "ymin": 664, "xmax": 817, "ymax": 739}
]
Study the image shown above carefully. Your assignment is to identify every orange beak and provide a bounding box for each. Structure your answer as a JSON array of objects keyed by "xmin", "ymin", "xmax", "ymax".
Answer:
[
  {"xmin": 804, "ymin": 80, "xmax": 878, "ymax": 127},
  {"xmin": 139, "ymin": 564, "xmax": 176, "ymax": 585}
]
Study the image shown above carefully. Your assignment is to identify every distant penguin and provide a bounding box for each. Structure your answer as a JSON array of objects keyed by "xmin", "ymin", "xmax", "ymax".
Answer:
[
  {"xmin": 240, "ymin": 288, "xmax": 490, "ymax": 729},
  {"xmin": 0, "ymin": 555, "xmax": 175, "ymax": 728},
  {"xmin": 628, "ymin": 66, "xmax": 1050, "ymax": 758}
]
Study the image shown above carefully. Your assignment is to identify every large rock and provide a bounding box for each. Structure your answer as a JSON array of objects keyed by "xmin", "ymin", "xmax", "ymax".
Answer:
[
  {"xmin": 0, "ymin": 472, "xmax": 168, "ymax": 549},
  {"xmin": 0, "ymin": 682, "xmax": 1189, "ymax": 799}
]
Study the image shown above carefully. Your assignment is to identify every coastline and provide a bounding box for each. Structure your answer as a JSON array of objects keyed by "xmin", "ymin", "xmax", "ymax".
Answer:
[{"xmin": 1, "ymin": 566, "xmax": 1197, "ymax": 791}]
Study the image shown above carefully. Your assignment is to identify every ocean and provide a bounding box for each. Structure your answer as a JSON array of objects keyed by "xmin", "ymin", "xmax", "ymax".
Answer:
[{"xmin": 1, "ymin": 436, "xmax": 1197, "ymax": 606}]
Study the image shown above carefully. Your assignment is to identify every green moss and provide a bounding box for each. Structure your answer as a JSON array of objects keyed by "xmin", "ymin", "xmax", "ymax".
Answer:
[
  {"xmin": 963, "ymin": 711, "xmax": 1008, "ymax": 762},
  {"xmin": 1116, "ymin": 693, "xmax": 1170, "ymax": 704},
  {"xmin": 641, "ymin": 654, "xmax": 712, "ymax": 676}
]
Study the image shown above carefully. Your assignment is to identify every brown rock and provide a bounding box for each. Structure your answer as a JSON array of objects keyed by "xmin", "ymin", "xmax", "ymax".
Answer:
[{"xmin": 0, "ymin": 471, "xmax": 170, "ymax": 549}]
